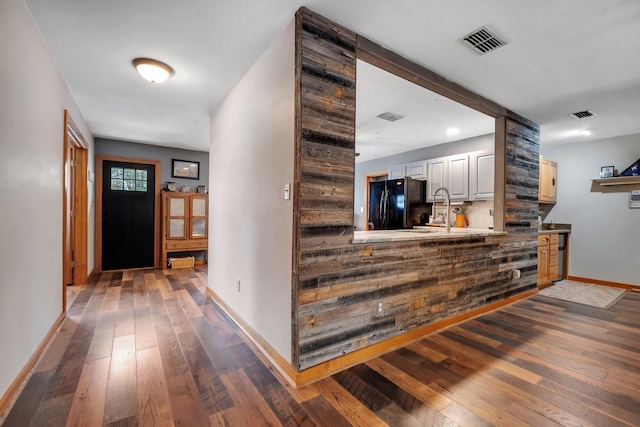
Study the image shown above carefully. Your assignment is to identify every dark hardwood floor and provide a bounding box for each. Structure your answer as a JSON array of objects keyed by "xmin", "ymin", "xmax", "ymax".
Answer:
[{"xmin": 3, "ymin": 267, "xmax": 640, "ymax": 426}]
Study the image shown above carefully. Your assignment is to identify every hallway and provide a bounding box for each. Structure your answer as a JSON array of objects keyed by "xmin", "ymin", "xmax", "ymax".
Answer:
[{"xmin": 3, "ymin": 267, "xmax": 640, "ymax": 426}]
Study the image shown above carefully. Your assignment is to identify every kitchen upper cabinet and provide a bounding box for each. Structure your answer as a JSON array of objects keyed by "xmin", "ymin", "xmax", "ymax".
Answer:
[
  {"xmin": 427, "ymin": 157, "xmax": 447, "ymax": 201},
  {"xmin": 405, "ymin": 160, "xmax": 427, "ymax": 180},
  {"xmin": 388, "ymin": 165, "xmax": 405, "ymax": 180},
  {"xmin": 427, "ymin": 155, "xmax": 469, "ymax": 201},
  {"xmin": 470, "ymin": 151, "xmax": 494, "ymax": 199},
  {"xmin": 448, "ymin": 154, "xmax": 469, "ymax": 200},
  {"xmin": 388, "ymin": 161, "xmax": 427, "ymax": 180},
  {"xmin": 539, "ymin": 157, "xmax": 557, "ymax": 204},
  {"xmin": 395, "ymin": 150, "xmax": 492, "ymax": 202}
]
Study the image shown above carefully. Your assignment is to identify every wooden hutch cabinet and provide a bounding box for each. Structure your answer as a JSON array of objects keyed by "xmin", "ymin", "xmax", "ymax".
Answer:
[{"xmin": 161, "ymin": 192, "xmax": 208, "ymax": 268}]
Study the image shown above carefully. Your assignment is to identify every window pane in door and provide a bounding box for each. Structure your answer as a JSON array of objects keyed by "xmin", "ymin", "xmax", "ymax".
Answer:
[
  {"xmin": 111, "ymin": 167, "xmax": 123, "ymax": 179},
  {"xmin": 124, "ymin": 168, "xmax": 136, "ymax": 179},
  {"xmin": 136, "ymin": 169, "xmax": 147, "ymax": 180},
  {"xmin": 111, "ymin": 179, "xmax": 123, "ymax": 190},
  {"xmin": 124, "ymin": 179, "xmax": 135, "ymax": 191},
  {"xmin": 135, "ymin": 180, "xmax": 147, "ymax": 192}
]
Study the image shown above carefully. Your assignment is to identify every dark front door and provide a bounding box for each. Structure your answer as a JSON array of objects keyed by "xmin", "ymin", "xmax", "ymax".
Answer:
[{"xmin": 102, "ymin": 160, "xmax": 155, "ymax": 270}]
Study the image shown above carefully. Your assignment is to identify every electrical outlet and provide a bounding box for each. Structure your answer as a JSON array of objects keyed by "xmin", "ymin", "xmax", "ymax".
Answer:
[
  {"xmin": 513, "ymin": 269, "xmax": 521, "ymax": 279},
  {"xmin": 236, "ymin": 280, "xmax": 241, "ymax": 292},
  {"xmin": 375, "ymin": 299, "xmax": 384, "ymax": 316}
]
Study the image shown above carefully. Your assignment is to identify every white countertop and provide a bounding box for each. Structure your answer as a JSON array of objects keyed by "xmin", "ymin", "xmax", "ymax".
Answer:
[{"xmin": 352, "ymin": 227, "xmax": 507, "ymax": 244}]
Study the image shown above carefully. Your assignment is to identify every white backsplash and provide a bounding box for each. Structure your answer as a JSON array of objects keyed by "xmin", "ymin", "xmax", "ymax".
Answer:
[
  {"xmin": 465, "ymin": 200, "xmax": 494, "ymax": 229},
  {"xmin": 433, "ymin": 200, "xmax": 494, "ymax": 229}
]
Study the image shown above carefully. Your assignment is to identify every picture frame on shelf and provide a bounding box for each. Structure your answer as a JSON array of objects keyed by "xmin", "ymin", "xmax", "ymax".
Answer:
[
  {"xmin": 600, "ymin": 166, "xmax": 614, "ymax": 178},
  {"xmin": 171, "ymin": 159, "xmax": 200, "ymax": 180}
]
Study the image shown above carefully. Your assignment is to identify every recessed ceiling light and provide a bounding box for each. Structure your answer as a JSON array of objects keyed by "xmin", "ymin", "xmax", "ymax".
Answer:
[
  {"xmin": 132, "ymin": 58, "xmax": 174, "ymax": 83},
  {"xmin": 446, "ymin": 127, "xmax": 460, "ymax": 136}
]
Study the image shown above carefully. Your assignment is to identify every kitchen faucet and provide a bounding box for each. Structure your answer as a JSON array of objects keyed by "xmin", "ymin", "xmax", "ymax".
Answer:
[{"xmin": 433, "ymin": 186, "xmax": 451, "ymax": 233}]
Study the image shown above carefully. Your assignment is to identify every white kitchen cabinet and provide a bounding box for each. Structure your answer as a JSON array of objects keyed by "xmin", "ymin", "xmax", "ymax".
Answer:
[
  {"xmin": 427, "ymin": 155, "xmax": 469, "ymax": 201},
  {"xmin": 405, "ymin": 160, "xmax": 427, "ymax": 180},
  {"xmin": 388, "ymin": 161, "xmax": 427, "ymax": 180},
  {"xmin": 470, "ymin": 151, "xmax": 494, "ymax": 199},
  {"xmin": 427, "ymin": 157, "xmax": 447, "ymax": 201},
  {"xmin": 448, "ymin": 154, "xmax": 469, "ymax": 200},
  {"xmin": 388, "ymin": 165, "xmax": 405, "ymax": 180}
]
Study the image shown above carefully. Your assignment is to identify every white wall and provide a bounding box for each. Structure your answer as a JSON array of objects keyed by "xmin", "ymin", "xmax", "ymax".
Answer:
[
  {"xmin": 209, "ymin": 20, "xmax": 294, "ymax": 361},
  {"xmin": 0, "ymin": 0, "xmax": 94, "ymax": 400},
  {"xmin": 543, "ymin": 134, "xmax": 640, "ymax": 285}
]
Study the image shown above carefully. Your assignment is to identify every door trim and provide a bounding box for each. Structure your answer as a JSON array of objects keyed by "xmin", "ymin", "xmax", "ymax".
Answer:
[
  {"xmin": 62, "ymin": 110, "xmax": 89, "ymax": 311},
  {"xmin": 96, "ymin": 155, "xmax": 161, "ymax": 271},
  {"xmin": 363, "ymin": 170, "xmax": 387, "ymax": 231}
]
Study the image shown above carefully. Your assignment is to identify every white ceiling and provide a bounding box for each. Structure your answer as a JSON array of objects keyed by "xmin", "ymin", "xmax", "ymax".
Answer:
[
  {"xmin": 24, "ymin": 0, "xmax": 640, "ymax": 154},
  {"xmin": 355, "ymin": 60, "xmax": 494, "ymax": 162}
]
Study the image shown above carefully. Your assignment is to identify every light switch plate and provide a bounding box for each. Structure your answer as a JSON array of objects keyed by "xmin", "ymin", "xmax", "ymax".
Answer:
[
  {"xmin": 284, "ymin": 183, "xmax": 290, "ymax": 200},
  {"xmin": 630, "ymin": 190, "xmax": 640, "ymax": 208}
]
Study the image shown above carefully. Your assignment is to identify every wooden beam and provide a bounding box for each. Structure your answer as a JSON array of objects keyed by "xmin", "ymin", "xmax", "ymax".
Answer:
[{"xmin": 357, "ymin": 35, "xmax": 507, "ymax": 118}]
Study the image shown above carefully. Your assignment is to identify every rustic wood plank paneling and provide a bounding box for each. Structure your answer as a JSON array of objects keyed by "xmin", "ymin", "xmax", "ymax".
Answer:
[{"xmin": 293, "ymin": 8, "xmax": 540, "ymax": 370}]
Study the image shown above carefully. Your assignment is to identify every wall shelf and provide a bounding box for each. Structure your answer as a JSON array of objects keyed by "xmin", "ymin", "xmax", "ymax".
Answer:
[{"xmin": 592, "ymin": 176, "xmax": 640, "ymax": 186}]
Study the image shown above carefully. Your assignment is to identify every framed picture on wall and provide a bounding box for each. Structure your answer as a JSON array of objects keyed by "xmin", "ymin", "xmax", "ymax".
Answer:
[
  {"xmin": 600, "ymin": 165, "xmax": 614, "ymax": 178},
  {"xmin": 172, "ymin": 159, "xmax": 200, "ymax": 180}
]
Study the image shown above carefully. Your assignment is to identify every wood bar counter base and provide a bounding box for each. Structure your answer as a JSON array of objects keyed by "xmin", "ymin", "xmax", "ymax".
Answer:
[{"xmin": 4, "ymin": 266, "xmax": 640, "ymax": 426}]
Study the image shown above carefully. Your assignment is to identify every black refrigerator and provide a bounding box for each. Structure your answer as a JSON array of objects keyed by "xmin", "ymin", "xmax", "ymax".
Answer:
[{"xmin": 368, "ymin": 177, "xmax": 426, "ymax": 230}]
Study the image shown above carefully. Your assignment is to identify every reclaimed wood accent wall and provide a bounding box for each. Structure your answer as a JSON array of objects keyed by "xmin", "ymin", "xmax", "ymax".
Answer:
[{"xmin": 292, "ymin": 8, "xmax": 540, "ymax": 370}]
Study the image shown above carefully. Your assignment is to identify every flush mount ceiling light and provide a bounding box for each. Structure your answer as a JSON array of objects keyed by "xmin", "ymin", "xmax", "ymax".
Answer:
[
  {"xmin": 446, "ymin": 127, "xmax": 460, "ymax": 136},
  {"xmin": 132, "ymin": 58, "xmax": 174, "ymax": 83}
]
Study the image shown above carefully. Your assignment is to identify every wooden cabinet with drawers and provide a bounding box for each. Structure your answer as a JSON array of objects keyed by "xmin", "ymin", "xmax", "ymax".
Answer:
[
  {"xmin": 161, "ymin": 192, "xmax": 208, "ymax": 268},
  {"xmin": 537, "ymin": 233, "xmax": 559, "ymax": 288}
]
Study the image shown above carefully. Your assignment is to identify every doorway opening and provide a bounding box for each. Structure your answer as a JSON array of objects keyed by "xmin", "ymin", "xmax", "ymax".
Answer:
[
  {"xmin": 62, "ymin": 110, "xmax": 89, "ymax": 310},
  {"xmin": 95, "ymin": 155, "xmax": 161, "ymax": 271},
  {"xmin": 363, "ymin": 170, "xmax": 388, "ymax": 230}
]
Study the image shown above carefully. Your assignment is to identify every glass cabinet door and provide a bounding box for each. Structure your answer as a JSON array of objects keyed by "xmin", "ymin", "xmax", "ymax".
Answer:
[
  {"xmin": 167, "ymin": 196, "xmax": 186, "ymax": 238},
  {"xmin": 169, "ymin": 197, "xmax": 185, "ymax": 216},
  {"xmin": 192, "ymin": 218, "xmax": 206, "ymax": 237},
  {"xmin": 190, "ymin": 196, "xmax": 207, "ymax": 238},
  {"xmin": 169, "ymin": 219, "xmax": 185, "ymax": 238}
]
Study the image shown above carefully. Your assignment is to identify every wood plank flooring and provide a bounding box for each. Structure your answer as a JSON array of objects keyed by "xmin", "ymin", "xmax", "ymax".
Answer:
[{"xmin": 3, "ymin": 267, "xmax": 640, "ymax": 426}]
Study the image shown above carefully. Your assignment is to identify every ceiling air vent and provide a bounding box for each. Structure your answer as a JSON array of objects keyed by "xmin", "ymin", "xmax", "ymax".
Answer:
[
  {"xmin": 569, "ymin": 110, "xmax": 597, "ymax": 120},
  {"xmin": 377, "ymin": 112, "xmax": 403, "ymax": 122},
  {"xmin": 460, "ymin": 26, "xmax": 508, "ymax": 55}
]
